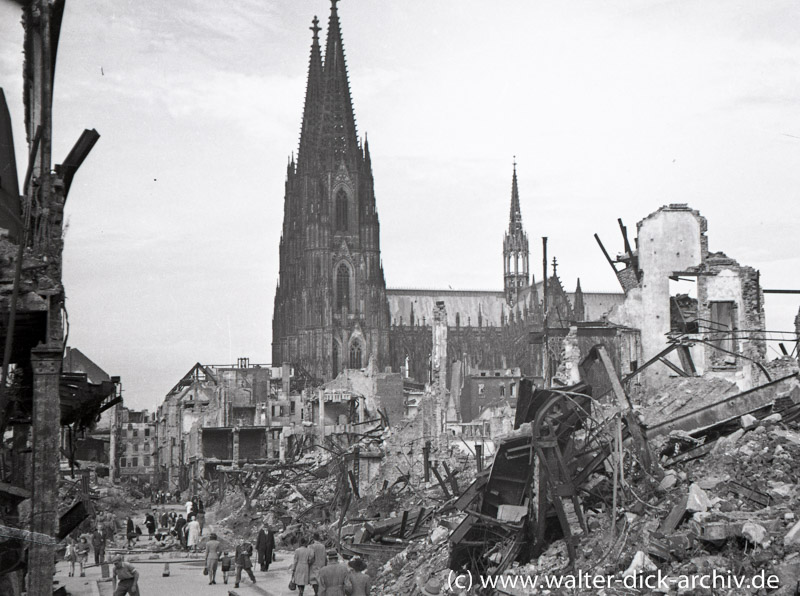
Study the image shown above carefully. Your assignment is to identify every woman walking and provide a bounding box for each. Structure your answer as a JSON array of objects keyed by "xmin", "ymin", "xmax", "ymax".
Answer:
[
  {"xmin": 75, "ymin": 536, "xmax": 91, "ymax": 577},
  {"xmin": 291, "ymin": 536, "xmax": 315, "ymax": 595},
  {"xmin": 345, "ymin": 557, "xmax": 372, "ymax": 595}
]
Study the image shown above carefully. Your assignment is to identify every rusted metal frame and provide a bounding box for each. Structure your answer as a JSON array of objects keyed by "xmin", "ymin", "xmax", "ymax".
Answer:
[{"xmin": 594, "ymin": 233, "xmax": 619, "ymax": 278}]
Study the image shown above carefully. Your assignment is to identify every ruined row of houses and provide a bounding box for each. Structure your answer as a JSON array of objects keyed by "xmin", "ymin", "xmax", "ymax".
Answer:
[{"xmin": 100, "ymin": 201, "xmax": 797, "ymax": 499}]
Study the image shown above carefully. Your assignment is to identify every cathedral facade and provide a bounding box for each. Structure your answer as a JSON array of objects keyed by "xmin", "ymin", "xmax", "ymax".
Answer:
[{"xmin": 273, "ymin": 1, "xmax": 622, "ymax": 385}]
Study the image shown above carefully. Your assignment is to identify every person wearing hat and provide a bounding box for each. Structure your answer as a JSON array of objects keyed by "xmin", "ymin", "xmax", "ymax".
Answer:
[
  {"xmin": 345, "ymin": 557, "xmax": 371, "ymax": 596},
  {"xmin": 316, "ymin": 550, "xmax": 349, "ymax": 596},
  {"xmin": 418, "ymin": 577, "xmax": 442, "ymax": 596},
  {"xmin": 111, "ymin": 555, "xmax": 140, "ymax": 596},
  {"xmin": 256, "ymin": 521, "xmax": 275, "ymax": 572}
]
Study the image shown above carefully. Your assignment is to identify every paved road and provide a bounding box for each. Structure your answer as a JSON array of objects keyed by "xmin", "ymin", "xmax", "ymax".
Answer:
[
  {"xmin": 56, "ymin": 501, "xmax": 294, "ymax": 596},
  {"xmin": 56, "ymin": 550, "xmax": 294, "ymax": 596}
]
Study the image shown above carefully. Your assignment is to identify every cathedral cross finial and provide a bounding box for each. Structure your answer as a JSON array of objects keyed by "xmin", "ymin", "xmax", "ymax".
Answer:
[
  {"xmin": 310, "ymin": 16, "xmax": 321, "ymax": 40},
  {"xmin": 552, "ymin": 256, "xmax": 558, "ymax": 277},
  {"xmin": 513, "ymin": 155, "xmax": 516, "ymax": 171}
]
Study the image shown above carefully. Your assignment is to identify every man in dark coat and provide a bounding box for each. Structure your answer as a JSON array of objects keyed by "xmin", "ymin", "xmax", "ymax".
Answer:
[
  {"xmin": 255, "ymin": 523, "xmax": 275, "ymax": 572},
  {"xmin": 174, "ymin": 514, "xmax": 187, "ymax": 548}
]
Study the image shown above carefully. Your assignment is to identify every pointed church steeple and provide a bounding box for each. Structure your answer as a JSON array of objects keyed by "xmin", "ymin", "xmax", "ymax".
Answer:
[
  {"xmin": 509, "ymin": 159, "xmax": 523, "ymax": 234},
  {"xmin": 574, "ymin": 278, "xmax": 585, "ymax": 322},
  {"xmin": 320, "ymin": 0, "xmax": 359, "ymax": 168},
  {"xmin": 503, "ymin": 158, "xmax": 530, "ymax": 305},
  {"xmin": 297, "ymin": 16, "xmax": 324, "ymax": 172}
]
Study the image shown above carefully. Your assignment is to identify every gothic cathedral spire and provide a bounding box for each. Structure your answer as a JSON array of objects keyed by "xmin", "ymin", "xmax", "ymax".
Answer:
[
  {"xmin": 503, "ymin": 159, "xmax": 530, "ymax": 305},
  {"xmin": 273, "ymin": 0, "xmax": 389, "ymax": 382}
]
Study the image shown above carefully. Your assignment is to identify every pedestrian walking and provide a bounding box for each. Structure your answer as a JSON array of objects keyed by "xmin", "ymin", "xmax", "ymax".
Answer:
[
  {"xmin": 256, "ymin": 522, "xmax": 275, "ymax": 572},
  {"xmin": 186, "ymin": 518, "xmax": 201, "ymax": 552},
  {"xmin": 204, "ymin": 533, "xmax": 222, "ymax": 585},
  {"xmin": 345, "ymin": 557, "xmax": 372, "ymax": 596},
  {"xmin": 316, "ymin": 550, "xmax": 348, "ymax": 596},
  {"xmin": 111, "ymin": 555, "xmax": 140, "ymax": 596},
  {"xmin": 308, "ymin": 533, "xmax": 326, "ymax": 594},
  {"xmin": 125, "ymin": 516, "xmax": 135, "ymax": 549},
  {"xmin": 234, "ymin": 540, "xmax": 256, "ymax": 588},
  {"xmin": 220, "ymin": 551, "xmax": 232, "ymax": 584},
  {"xmin": 74, "ymin": 536, "xmax": 91, "ymax": 577},
  {"xmin": 291, "ymin": 536, "xmax": 315, "ymax": 595},
  {"xmin": 65, "ymin": 537, "xmax": 77, "ymax": 577},
  {"xmin": 91, "ymin": 525, "xmax": 106, "ymax": 565},
  {"xmin": 144, "ymin": 511, "xmax": 156, "ymax": 540},
  {"xmin": 173, "ymin": 514, "xmax": 186, "ymax": 549}
]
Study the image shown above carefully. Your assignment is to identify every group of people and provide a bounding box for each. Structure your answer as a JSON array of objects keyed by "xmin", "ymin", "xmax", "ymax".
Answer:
[
  {"xmin": 202, "ymin": 521, "xmax": 275, "ymax": 588},
  {"xmin": 122, "ymin": 502, "xmax": 204, "ymax": 551},
  {"xmin": 150, "ymin": 489, "xmax": 181, "ymax": 505},
  {"xmin": 291, "ymin": 533, "xmax": 372, "ymax": 596}
]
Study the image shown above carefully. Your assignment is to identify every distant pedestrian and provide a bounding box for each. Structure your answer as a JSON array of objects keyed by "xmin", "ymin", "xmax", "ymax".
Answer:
[
  {"xmin": 185, "ymin": 499, "xmax": 194, "ymax": 516},
  {"xmin": 220, "ymin": 551, "xmax": 232, "ymax": 584},
  {"xmin": 91, "ymin": 525, "xmax": 106, "ymax": 564},
  {"xmin": 317, "ymin": 550, "xmax": 348, "ymax": 596},
  {"xmin": 186, "ymin": 518, "xmax": 201, "ymax": 552},
  {"xmin": 173, "ymin": 514, "xmax": 187, "ymax": 548},
  {"xmin": 75, "ymin": 536, "xmax": 91, "ymax": 577},
  {"xmin": 159, "ymin": 509, "xmax": 169, "ymax": 530},
  {"xmin": 125, "ymin": 516, "xmax": 136, "ymax": 549},
  {"xmin": 234, "ymin": 540, "xmax": 256, "ymax": 588},
  {"xmin": 345, "ymin": 557, "xmax": 372, "ymax": 596},
  {"xmin": 308, "ymin": 532, "xmax": 326, "ymax": 594},
  {"xmin": 291, "ymin": 536, "xmax": 314, "ymax": 595},
  {"xmin": 196, "ymin": 510, "xmax": 205, "ymax": 535},
  {"xmin": 144, "ymin": 511, "xmax": 156, "ymax": 540},
  {"xmin": 111, "ymin": 555, "xmax": 140, "ymax": 596},
  {"xmin": 65, "ymin": 537, "xmax": 77, "ymax": 577},
  {"xmin": 204, "ymin": 533, "xmax": 222, "ymax": 585},
  {"xmin": 256, "ymin": 522, "xmax": 275, "ymax": 572}
]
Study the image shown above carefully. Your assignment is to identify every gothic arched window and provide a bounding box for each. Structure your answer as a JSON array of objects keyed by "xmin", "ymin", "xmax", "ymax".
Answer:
[
  {"xmin": 332, "ymin": 341, "xmax": 339, "ymax": 378},
  {"xmin": 335, "ymin": 189, "xmax": 348, "ymax": 231},
  {"xmin": 336, "ymin": 264, "xmax": 350, "ymax": 310},
  {"xmin": 349, "ymin": 341, "xmax": 362, "ymax": 369}
]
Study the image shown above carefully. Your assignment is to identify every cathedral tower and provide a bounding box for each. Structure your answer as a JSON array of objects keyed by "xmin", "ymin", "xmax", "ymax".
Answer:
[
  {"xmin": 272, "ymin": 0, "xmax": 390, "ymax": 381},
  {"xmin": 503, "ymin": 161, "xmax": 530, "ymax": 305}
]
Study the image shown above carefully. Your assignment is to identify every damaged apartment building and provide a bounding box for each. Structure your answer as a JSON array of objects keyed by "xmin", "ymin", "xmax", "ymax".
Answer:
[{"xmin": 154, "ymin": 360, "xmax": 311, "ymax": 493}]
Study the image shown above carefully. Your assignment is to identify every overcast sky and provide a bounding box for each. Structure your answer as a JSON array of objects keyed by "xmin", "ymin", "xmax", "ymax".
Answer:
[{"xmin": 1, "ymin": 0, "xmax": 798, "ymax": 411}]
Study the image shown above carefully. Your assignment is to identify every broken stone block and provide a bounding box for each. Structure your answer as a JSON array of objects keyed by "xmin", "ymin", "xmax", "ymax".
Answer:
[
  {"xmin": 768, "ymin": 481, "xmax": 794, "ymax": 499},
  {"xmin": 686, "ymin": 483, "xmax": 711, "ymax": 513},
  {"xmin": 784, "ymin": 520, "xmax": 800, "ymax": 546},
  {"xmin": 762, "ymin": 413, "xmax": 783, "ymax": 425},
  {"xmin": 623, "ymin": 551, "xmax": 657, "ymax": 578},
  {"xmin": 658, "ymin": 471, "xmax": 678, "ymax": 492},
  {"xmin": 772, "ymin": 429, "xmax": 800, "ymax": 445},
  {"xmin": 740, "ymin": 414, "xmax": 758, "ymax": 430},
  {"xmin": 741, "ymin": 522, "xmax": 769, "ymax": 546},
  {"xmin": 727, "ymin": 429, "xmax": 746, "ymax": 445},
  {"xmin": 429, "ymin": 525, "xmax": 449, "ymax": 545}
]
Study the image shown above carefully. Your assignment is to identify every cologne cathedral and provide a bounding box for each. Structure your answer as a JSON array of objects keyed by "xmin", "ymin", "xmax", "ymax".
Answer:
[{"xmin": 272, "ymin": 1, "xmax": 621, "ymax": 384}]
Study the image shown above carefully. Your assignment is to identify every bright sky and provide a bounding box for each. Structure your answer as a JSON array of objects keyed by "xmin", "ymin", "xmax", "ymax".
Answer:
[{"xmin": 1, "ymin": 0, "xmax": 798, "ymax": 411}]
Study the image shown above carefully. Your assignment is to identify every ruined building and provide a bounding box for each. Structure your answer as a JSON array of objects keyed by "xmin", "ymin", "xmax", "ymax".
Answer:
[{"xmin": 272, "ymin": 1, "xmax": 624, "ymax": 390}]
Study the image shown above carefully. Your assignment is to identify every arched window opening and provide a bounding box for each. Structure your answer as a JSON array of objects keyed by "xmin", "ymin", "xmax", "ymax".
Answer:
[
  {"xmin": 332, "ymin": 341, "xmax": 339, "ymax": 378},
  {"xmin": 335, "ymin": 189, "xmax": 348, "ymax": 231},
  {"xmin": 336, "ymin": 264, "xmax": 350, "ymax": 310},
  {"xmin": 349, "ymin": 341, "xmax": 362, "ymax": 369}
]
